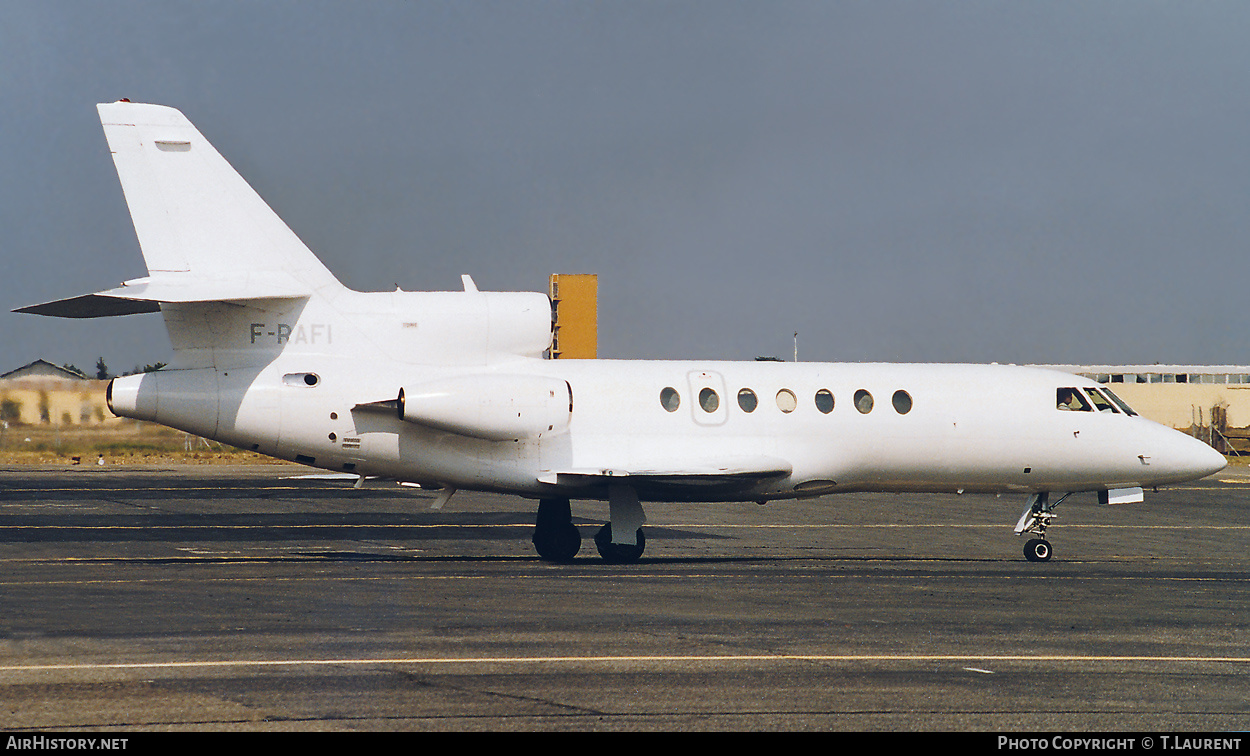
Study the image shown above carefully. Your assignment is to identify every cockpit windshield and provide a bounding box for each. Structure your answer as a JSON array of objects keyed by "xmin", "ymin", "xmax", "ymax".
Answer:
[
  {"xmin": 1100, "ymin": 387, "xmax": 1138, "ymax": 416},
  {"xmin": 1056, "ymin": 386, "xmax": 1138, "ymax": 416},
  {"xmin": 1057, "ymin": 387, "xmax": 1092, "ymax": 411},
  {"xmin": 1084, "ymin": 388, "xmax": 1120, "ymax": 413}
]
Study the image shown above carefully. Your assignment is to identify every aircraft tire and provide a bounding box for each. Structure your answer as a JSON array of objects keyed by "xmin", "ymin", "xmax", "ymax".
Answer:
[
  {"xmin": 594, "ymin": 523, "xmax": 645, "ymax": 564},
  {"xmin": 533, "ymin": 523, "xmax": 581, "ymax": 563},
  {"xmin": 1023, "ymin": 538, "xmax": 1052, "ymax": 562}
]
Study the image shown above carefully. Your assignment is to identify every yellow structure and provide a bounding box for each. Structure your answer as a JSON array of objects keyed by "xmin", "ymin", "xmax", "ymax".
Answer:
[
  {"xmin": 0, "ymin": 377, "xmax": 111, "ymax": 426},
  {"xmin": 549, "ymin": 274, "xmax": 598, "ymax": 359}
]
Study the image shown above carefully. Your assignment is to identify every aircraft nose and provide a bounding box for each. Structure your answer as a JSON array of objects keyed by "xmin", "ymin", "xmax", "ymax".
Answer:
[
  {"xmin": 1194, "ymin": 438, "xmax": 1229, "ymax": 478},
  {"xmin": 1158, "ymin": 430, "xmax": 1227, "ymax": 482}
]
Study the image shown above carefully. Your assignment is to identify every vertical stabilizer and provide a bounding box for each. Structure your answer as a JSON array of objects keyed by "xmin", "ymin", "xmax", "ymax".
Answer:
[{"xmin": 96, "ymin": 101, "xmax": 342, "ymax": 293}]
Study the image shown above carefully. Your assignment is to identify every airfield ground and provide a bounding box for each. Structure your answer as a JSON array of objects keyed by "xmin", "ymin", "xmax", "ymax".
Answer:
[{"xmin": 0, "ymin": 463, "xmax": 1247, "ymax": 731}]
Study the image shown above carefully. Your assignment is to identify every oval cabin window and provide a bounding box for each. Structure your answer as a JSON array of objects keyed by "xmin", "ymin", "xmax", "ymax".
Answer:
[{"xmin": 660, "ymin": 387, "xmax": 681, "ymax": 412}]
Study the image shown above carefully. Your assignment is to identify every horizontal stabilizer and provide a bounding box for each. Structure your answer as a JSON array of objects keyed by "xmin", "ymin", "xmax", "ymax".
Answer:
[
  {"xmin": 14, "ymin": 294, "xmax": 161, "ymax": 318},
  {"xmin": 15, "ymin": 273, "xmax": 311, "ymax": 319}
]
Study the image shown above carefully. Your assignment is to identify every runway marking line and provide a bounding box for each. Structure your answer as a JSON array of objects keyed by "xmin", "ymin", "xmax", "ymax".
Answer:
[
  {"xmin": 0, "ymin": 486, "xmax": 316, "ymax": 493},
  {"xmin": 1, "ymin": 653, "xmax": 1249, "ymax": 674},
  {"xmin": 0, "ymin": 524, "xmax": 531, "ymax": 530},
  {"xmin": 0, "ymin": 571, "xmax": 1246, "ymax": 587},
  {"xmin": 2, "ymin": 523, "xmax": 1250, "ymax": 531}
]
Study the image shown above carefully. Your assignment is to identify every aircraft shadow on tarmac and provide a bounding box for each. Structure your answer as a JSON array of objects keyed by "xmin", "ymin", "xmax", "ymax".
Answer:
[{"xmin": 0, "ymin": 512, "xmax": 716, "ymax": 544}]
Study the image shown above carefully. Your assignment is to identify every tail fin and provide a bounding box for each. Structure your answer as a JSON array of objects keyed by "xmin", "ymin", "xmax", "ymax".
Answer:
[
  {"xmin": 16, "ymin": 102, "xmax": 349, "ymax": 366},
  {"xmin": 97, "ymin": 101, "xmax": 341, "ymax": 292}
]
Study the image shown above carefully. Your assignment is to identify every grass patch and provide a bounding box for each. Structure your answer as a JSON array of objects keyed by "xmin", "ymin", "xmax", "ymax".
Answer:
[{"xmin": 0, "ymin": 420, "xmax": 292, "ymax": 465}]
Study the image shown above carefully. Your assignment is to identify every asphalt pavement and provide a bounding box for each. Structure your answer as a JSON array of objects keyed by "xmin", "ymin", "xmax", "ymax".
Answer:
[{"xmin": 1, "ymin": 464, "xmax": 1247, "ymax": 731}]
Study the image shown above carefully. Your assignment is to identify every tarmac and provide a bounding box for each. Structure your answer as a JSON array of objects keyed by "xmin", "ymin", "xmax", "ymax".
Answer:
[{"xmin": 1, "ymin": 463, "xmax": 1248, "ymax": 731}]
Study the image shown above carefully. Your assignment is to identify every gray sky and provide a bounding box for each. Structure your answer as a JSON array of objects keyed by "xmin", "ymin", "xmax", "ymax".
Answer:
[{"xmin": 4, "ymin": 1, "xmax": 1250, "ymax": 373}]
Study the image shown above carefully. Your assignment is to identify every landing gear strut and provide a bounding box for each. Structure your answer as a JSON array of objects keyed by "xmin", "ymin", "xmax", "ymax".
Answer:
[
  {"xmin": 1014, "ymin": 492, "xmax": 1072, "ymax": 562},
  {"xmin": 595, "ymin": 482, "xmax": 647, "ymax": 563},
  {"xmin": 532, "ymin": 498, "xmax": 580, "ymax": 562}
]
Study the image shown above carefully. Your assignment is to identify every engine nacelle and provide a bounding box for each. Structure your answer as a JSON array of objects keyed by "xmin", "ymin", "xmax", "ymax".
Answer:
[
  {"xmin": 388, "ymin": 290, "xmax": 553, "ymax": 364},
  {"xmin": 398, "ymin": 374, "xmax": 572, "ymax": 441},
  {"xmin": 107, "ymin": 369, "xmax": 220, "ymax": 438}
]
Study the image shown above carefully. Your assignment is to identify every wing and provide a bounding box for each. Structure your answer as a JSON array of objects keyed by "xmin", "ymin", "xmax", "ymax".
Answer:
[{"xmin": 539, "ymin": 456, "xmax": 793, "ymax": 500}]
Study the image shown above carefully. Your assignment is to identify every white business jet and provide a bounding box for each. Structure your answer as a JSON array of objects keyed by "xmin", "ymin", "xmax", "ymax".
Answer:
[{"xmin": 16, "ymin": 102, "xmax": 1227, "ymax": 563}]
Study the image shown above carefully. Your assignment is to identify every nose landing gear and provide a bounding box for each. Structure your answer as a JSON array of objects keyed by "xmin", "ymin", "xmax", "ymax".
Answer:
[{"xmin": 1015, "ymin": 492, "xmax": 1072, "ymax": 562}]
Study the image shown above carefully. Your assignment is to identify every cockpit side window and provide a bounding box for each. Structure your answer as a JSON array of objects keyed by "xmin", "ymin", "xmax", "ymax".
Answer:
[
  {"xmin": 1057, "ymin": 387, "xmax": 1092, "ymax": 412},
  {"xmin": 1100, "ymin": 387, "xmax": 1139, "ymax": 416},
  {"xmin": 1084, "ymin": 388, "xmax": 1120, "ymax": 413}
]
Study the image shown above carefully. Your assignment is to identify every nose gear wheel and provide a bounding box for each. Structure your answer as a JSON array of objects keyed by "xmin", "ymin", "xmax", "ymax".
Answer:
[
  {"xmin": 1015, "ymin": 492, "xmax": 1072, "ymax": 563},
  {"xmin": 1023, "ymin": 538, "xmax": 1052, "ymax": 562}
]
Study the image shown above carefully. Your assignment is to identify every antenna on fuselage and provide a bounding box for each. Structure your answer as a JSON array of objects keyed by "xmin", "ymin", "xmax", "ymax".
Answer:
[{"xmin": 794, "ymin": 332, "xmax": 799, "ymax": 362}]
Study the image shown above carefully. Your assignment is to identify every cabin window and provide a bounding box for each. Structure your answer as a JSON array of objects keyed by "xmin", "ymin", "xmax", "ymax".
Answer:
[
  {"xmin": 892, "ymin": 390, "xmax": 912, "ymax": 414},
  {"xmin": 854, "ymin": 389, "xmax": 873, "ymax": 414},
  {"xmin": 699, "ymin": 387, "xmax": 720, "ymax": 413},
  {"xmin": 1084, "ymin": 388, "xmax": 1120, "ymax": 413},
  {"xmin": 1057, "ymin": 387, "xmax": 1092, "ymax": 412},
  {"xmin": 1101, "ymin": 387, "xmax": 1138, "ymax": 416},
  {"xmin": 814, "ymin": 389, "xmax": 834, "ymax": 414},
  {"xmin": 660, "ymin": 387, "xmax": 680, "ymax": 412},
  {"xmin": 737, "ymin": 388, "xmax": 758, "ymax": 413},
  {"xmin": 776, "ymin": 389, "xmax": 797, "ymax": 413}
]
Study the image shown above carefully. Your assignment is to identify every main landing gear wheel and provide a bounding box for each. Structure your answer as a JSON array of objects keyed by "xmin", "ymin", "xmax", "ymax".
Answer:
[
  {"xmin": 534, "ymin": 523, "xmax": 580, "ymax": 562},
  {"xmin": 594, "ymin": 523, "xmax": 645, "ymax": 564},
  {"xmin": 533, "ymin": 498, "xmax": 580, "ymax": 563},
  {"xmin": 1023, "ymin": 538, "xmax": 1052, "ymax": 562}
]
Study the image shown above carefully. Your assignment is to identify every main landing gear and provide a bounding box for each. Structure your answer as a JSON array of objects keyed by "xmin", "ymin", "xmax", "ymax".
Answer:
[
  {"xmin": 532, "ymin": 498, "xmax": 580, "ymax": 563},
  {"xmin": 1014, "ymin": 491, "xmax": 1073, "ymax": 562},
  {"xmin": 532, "ymin": 484, "xmax": 649, "ymax": 564},
  {"xmin": 594, "ymin": 523, "xmax": 645, "ymax": 564}
]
